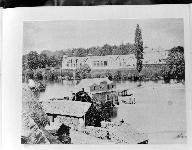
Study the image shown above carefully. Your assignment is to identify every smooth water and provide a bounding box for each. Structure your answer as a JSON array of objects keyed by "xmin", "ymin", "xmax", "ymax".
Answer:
[
  {"xmin": 39, "ymin": 80, "xmax": 165, "ymax": 101},
  {"xmin": 39, "ymin": 80, "xmax": 186, "ymax": 137}
]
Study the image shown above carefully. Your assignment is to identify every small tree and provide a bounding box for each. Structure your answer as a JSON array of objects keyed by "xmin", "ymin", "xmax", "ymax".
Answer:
[
  {"xmin": 75, "ymin": 64, "xmax": 91, "ymax": 79},
  {"xmin": 27, "ymin": 51, "xmax": 40, "ymax": 70},
  {"xmin": 114, "ymin": 70, "xmax": 122, "ymax": 81},
  {"xmin": 134, "ymin": 24, "xmax": 144, "ymax": 86},
  {"xmin": 39, "ymin": 53, "xmax": 48, "ymax": 68}
]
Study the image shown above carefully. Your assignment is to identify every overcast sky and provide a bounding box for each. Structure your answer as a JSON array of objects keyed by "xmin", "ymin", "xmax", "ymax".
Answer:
[{"xmin": 23, "ymin": 19, "xmax": 184, "ymax": 54}]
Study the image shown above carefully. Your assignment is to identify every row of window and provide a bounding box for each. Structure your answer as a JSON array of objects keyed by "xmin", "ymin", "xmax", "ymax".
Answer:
[
  {"xmin": 92, "ymin": 84, "xmax": 114, "ymax": 91},
  {"xmin": 64, "ymin": 61, "xmax": 136, "ymax": 68},
  {"xmin": 93, "ymin": 61, "xmax": 108, "ymax": 67}
]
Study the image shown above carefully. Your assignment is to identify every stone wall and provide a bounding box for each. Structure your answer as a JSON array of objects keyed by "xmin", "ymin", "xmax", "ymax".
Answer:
[
  {"xmin": 81, "ymin": 121, "xmax": 147, "ymax": 144},
  {"xmin": 82, "ymin": 126, "xmax": 109, "ymax": 139},
  {"xmin": 101, "ymin": 121, "xmax": 122, "ymax": 128},
  {"xmin": 92, "ymin": 92, "xmax": 106, "ymax": 104},
  {"xmin": 57, "ymin": 116, "xmax": 80, "ymax": 130}
]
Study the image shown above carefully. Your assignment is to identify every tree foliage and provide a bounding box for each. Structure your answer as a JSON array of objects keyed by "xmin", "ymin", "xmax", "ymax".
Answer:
[
  {"xmin": 75, "ymin": 64, "xmax": 91, "ymax": 79},
  {"xmin": 39, "ymin": 53, "xmax": 48, "ymax": 68},
  {"xmin": 166, "ymin": 46, "xmax": 185, "ymax": 81},
  {"xmin": 23, "ymin": 51, "xmax": 61, "ymax": 71},
  {"xmin": 134, "ymin": 24, "xmax": 144, "ymax": 74},
  {"xmin": 27, "ymin": 51, "xmax": 40, "ymax": 70}
]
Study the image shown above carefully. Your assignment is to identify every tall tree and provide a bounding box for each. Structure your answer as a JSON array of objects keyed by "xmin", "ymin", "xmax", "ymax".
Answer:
[
  {"xmin": 166, "ymin": 46, "xmax": 185, "ymax": 82},
  {"xmin": 134, "ymin": 24, "xmax": 144, "ymax": 84}
]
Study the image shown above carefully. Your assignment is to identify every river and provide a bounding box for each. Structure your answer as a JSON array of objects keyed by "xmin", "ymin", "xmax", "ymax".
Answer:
[{"xmin": 39, "ymin": 79, "xmax": 186, "ymax": 143}]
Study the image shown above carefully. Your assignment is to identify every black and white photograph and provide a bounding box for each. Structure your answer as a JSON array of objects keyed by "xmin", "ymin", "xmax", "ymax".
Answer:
[{"xmin": 21, "ymin": 18, "xmax": 186, "ymax": 144}]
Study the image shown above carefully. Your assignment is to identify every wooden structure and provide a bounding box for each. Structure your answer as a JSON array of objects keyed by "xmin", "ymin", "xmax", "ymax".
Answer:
[{"xmin": 75, "ymin": 78, "xmax": 119, "ymax": 106}]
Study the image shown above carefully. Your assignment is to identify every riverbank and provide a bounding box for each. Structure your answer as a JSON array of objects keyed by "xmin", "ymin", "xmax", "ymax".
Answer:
[{"xmin": 114, "ymin": 83, "xmax": 186, "ymax": 144}]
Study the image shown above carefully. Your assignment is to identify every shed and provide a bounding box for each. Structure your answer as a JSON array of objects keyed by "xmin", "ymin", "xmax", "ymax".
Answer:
[{"xmin": 42, "ymin": 101, "xmax": 92, "ymax": 130}]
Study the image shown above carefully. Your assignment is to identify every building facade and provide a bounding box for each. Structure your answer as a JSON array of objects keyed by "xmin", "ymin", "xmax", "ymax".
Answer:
[
  {"xmin": 62, "ymin": 54, "xmax": 137, "ymax": 70},
  {"xmin": 42, "ymin": 101, "xmax": 92, "ymax": 131},
  {"xmin": 76, "ymin": 78, "xmax": 119, "ymax": 106}
]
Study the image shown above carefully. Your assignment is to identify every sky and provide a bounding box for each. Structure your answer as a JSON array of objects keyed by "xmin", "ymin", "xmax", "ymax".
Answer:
[{"xmin": 23, "ymin": 19, "xmax": 184, "ymax": 54}]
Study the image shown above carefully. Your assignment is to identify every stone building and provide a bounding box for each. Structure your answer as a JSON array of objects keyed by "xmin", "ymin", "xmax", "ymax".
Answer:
[
  {"xmin": 42, "ymin": 101, "xmax": 92, "ymax": 131},
  {"xmin": 62, "ymin": 54, "xmax": 136, "ymax": 70}
]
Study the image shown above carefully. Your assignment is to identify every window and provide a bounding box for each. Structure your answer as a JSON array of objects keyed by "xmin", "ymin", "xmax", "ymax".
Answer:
[
  {"xmin": 104, "ymin": 61, "xmax": 107, "ymax": 66},
  {"xmin": 96, "ymin": 61, "xmax": 100, "ymax": 66},
  {"xmin": 107, "ymin": 94, "xmax": 110, "ymax": 100},
  {"xmin": 100, "ymin": 61, "xmax": 104, "ymax": 66}
]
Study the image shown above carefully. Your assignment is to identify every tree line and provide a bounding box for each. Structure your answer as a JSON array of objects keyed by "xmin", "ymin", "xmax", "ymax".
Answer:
[
  {"xmin": 22, "ymin": 42, "xmax": 135, "ymax": 70},
  {"xmin": 22, "ymin": 45, "xmax": 185, "ymax": 82}
]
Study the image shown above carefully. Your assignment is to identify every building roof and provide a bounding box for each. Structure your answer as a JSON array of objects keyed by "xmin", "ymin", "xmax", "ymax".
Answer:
[
  {"xmin": 109, "ymin": 123, "xmax": 148, "ymax": 144},
  {"xmin": 42, "ymin": 101, "xmax": 92, "ymax": 118},
  {"xmin": 75, "ymin": 77, "xmax": 113, "ymax": 93}
]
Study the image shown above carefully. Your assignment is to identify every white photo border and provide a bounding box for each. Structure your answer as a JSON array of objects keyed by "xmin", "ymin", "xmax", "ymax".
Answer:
[{"xmin": 2, "ymin": 5, "xmax": 192, "ymax": 150}]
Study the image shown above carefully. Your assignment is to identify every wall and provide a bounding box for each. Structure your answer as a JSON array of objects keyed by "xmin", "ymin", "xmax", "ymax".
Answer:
[
  {"xmin": 62, "ymin": 54, "xmax": 137, "ymax": 70},
  {"xmin": 56, "ymin": 115, "xmax": 80, "ymax": 130},
  {"xmin": 90, "ymin": 82, "xmax": 115, "ymax": 92},
  {"xmin": 92, "ymin": 92, "xmax": 107, "ymax": 104},
  {"xmin": 82, "ymin": 126, "xmax": 109, "ymax": 139}
]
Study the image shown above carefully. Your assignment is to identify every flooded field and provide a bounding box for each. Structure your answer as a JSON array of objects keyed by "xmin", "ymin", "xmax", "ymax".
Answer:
[{"xmin": 39, "ymin": 80, "xmax": 186, "ymax": 144}]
